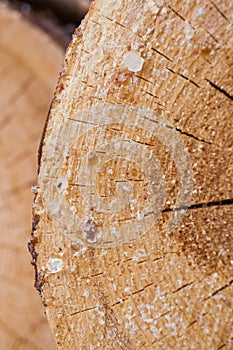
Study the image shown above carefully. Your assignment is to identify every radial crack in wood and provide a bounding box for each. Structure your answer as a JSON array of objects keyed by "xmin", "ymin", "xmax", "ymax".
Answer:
[{"xmin": 32, "ymin": 1, "xmax": 233, "ymax": 349}]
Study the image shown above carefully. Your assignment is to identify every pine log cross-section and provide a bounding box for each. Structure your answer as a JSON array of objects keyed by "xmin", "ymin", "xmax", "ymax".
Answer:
[{"xmin": 32, "ymin": 1, "xmax": 233, "ymax": 349}]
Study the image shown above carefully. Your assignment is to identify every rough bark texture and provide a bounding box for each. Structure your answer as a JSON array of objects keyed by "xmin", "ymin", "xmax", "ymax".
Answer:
[
  {"xmin": 33, "ymin": 1, "xmax": 232, "ymax": 349},
  {"xmin": 0, "ymin": 3, "xmax": 64, "ymax": 349}
]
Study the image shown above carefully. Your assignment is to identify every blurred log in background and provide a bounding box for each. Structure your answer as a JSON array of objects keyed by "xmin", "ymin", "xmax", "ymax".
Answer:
[
  {"xmin": 3, "ymin": 0, "xmax": 92, "ymax": 46},
  {"xmin": 0, "ymin": 1, "xmax": 91, "ymax": 349}
]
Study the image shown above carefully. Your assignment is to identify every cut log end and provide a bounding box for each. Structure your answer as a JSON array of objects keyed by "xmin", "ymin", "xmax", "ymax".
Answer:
[{"xmin": 33, "ymin": 0, "xmax": 233, "ymax": 349}]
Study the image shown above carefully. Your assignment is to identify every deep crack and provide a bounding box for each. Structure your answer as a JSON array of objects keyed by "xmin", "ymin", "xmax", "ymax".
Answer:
[
  {"xmin": 206, "ymin": 79, "xmax": 233, "ymax": 101},
  {"xmin": 163, "ymin": 198, "xmax": 233, "ymax": 213},
  {"xmin": 144, "ymin": 116, "xmax": 213, "ymax": 144},
  {"xmin": 174, "ymin": 127, "xmax": 213, "ymax": 144}
]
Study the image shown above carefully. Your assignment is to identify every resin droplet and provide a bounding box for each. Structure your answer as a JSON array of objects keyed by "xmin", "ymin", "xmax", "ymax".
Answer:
[
  {"xmin": 47, "ymin": 258, "xmax": 63, "ymax": 273},
  {"xmin": 121, "ymin": 50, "xmax": 144, "ymax": 72}
]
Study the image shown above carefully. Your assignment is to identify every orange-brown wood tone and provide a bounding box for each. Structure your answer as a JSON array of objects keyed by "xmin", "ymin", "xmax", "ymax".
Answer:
[{"xmin": 33, "ymin": 1, "xmax": 232, "ymax": 349}]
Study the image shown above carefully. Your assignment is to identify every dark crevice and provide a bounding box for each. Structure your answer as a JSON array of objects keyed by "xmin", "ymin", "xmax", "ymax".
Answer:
[
  {"xmin": 142, "ymin": 89, "xmax": 158, "ymax": 99},
  {"xmin": 105, "ymin": 15, "xmax": 126, "ymax": 29},
  {"xmin": 70, "ymin": 305, "xmax": 97, "ymax": 316},
  {"xmin": 211, "ymin": 280, "xmax": 233, "ymax": 297},
  {"xmin": 179, "ymin": 74, "xmax": 200, "ymax": 88},
  {"xmin": 167, "ymin": 5, "xmax": 186, "ymax": 22},
  {"xmin": 166, "ymin": 67, "xmax": 200, "ymax": 88},
  {"xmin": 144, "ymin": 116, "xmax": 213, "ymax": 144},
  {"xmin": 163, "ymin": 198, "xmax": 233, "ymax": 213},
  {"xmin": 142, "ymin": 90, "xmax": 165, "ymax": 107},
  {"xmin": 207, "ymin": 31, "xmax": 219, "ymax": 44},
  {"xmin": 105, "ymin": 13, "xmax": 173, "ymax": 66},
  {"xmin": 186, "ymin": 319, "xmax": 197, "ymax": 329},
  {"xmin": 135, "ymin": 74, "xmax": 153, "ymax": 84},
  {"xmin": 130, "ymin": 137, "xmax": 155, "ymax": 147},
  {"xmin": 208, "ymin": 0, "xmax": 228, "ymax": 21},
  {"xmin": 68, "ymin": 118, "xmax": 97, "ymax": 126},
  {"xmin": 90, "ymin": 272, "xmax": 104, "ymax": 277},
  {"xmin": 175, "ymin": 127, "xmax": 213, "ymax": 144},
  {"xmin": 204, "ymin": 280, "xmax": 233, "ymax": 301},
  {"xmin": 131, "ymin": 282, "xmax": 154, "ymax": 295},
  {"xmin": 172, "ymin": 281, "xmax": 194, "ymax": 294},
  {"xmin": 151, "ymin": 47, "xmax": 173, "ymax": 62},
  {"xmin": 206, "ymin": 79, "xmax": 233, "ymax": 101},
  {"xmin": 137, "ymin": 259, "xmax": 147, "ymax": 264},
  {"xmin": 91, "ymin": 19, "xmax": 101, "ymax": 26}
]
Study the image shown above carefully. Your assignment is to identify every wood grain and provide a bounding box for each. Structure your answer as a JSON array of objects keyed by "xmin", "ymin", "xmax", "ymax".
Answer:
[{"xmin": 33, "ymin": 1, "xmax": 233, "ymax": 349}]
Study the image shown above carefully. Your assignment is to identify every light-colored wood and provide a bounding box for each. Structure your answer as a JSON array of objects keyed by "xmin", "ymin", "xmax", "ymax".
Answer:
[
  {"xmin": 0, "ymin": 3, "xmax": 64, "ymax": 349},
  {"xmin": 34, "ymin": 0, "xmax": 232, "ymax": 349}
]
